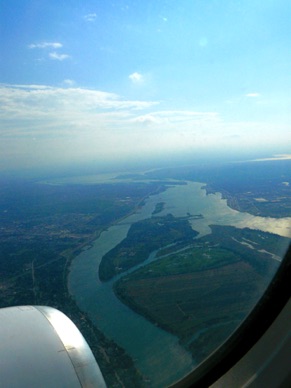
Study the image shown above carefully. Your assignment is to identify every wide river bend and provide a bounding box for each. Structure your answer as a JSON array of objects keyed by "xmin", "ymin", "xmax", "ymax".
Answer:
[{"xmin": 68, "ymin": 181, "xmax": 290, "ymax": 386}]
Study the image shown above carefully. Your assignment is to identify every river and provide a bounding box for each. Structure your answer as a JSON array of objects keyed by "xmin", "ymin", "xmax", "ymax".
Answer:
[{"xmin": 68, "ymin": 181, "xmax": 291, "ymax": 386}]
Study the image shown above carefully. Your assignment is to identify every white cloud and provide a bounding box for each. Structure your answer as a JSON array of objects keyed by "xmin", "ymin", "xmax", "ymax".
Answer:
[
  {"xmin": 131, "ymin": 110, "xmax": 218, "ymax": 127},
  {"xmin": 84, "ymin": 13, "xmax": 97, "ymax": 22},
  {"xmin": 129, "ymin": 72, "xmax": 144, "ymax": 84},
  {"xmin": 131, "ymin": 114, "xmax": 161, "ymax": 126},
  {"xmin": 28, "ymin": 42, "xmax": 63, "ymax": 49},
  {"xmin": 63, "ymin": 79, "xmax": 75, "ymax": 86},
  {"xmin": 0, "ymin": 84, "xmax": 289, "ymax": 171},
  {"xmin": 249, "ymin": 154, "xmax": 291, "ymax": 162},
  {"xmin": 7, "ymin": 84, "xmax": 53, "ymax": 90},
  {"xmin": 246, "ymin": 92, "xmax": 260, "ymax": 97},
  {"xmin": 49, "ymin": 52, "xmax": 70, "ymax": 61},
  {"xmin": 0, "ymin": 84, "xmax": 158, "ymax": 125},
  {"xmin": 0, "ymin": 84, "xmax": 160, "ymax": 169},
  {"xmin": 28, "ymin": 42, "xmax": 70, "ymax": 62}
]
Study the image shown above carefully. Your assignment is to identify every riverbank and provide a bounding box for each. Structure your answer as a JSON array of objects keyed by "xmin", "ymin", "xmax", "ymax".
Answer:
[
  {"xmin": 113, "ymin": 224, "xmax": 287, "ymax": 365},
  {"xmin": 68, "ymin": 180, "xmax": 291, "ymax": 386}
]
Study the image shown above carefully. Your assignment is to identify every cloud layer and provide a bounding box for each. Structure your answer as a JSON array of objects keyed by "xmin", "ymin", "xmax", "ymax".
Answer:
[{"xmin": 0, "ymin": 84, "xmax": 289, "ymax": 171}]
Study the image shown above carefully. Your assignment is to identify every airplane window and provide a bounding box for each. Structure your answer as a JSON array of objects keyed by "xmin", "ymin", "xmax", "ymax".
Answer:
[{"xmin": 0, "ymin": 1, "xmax": 290, "ymax": 387}]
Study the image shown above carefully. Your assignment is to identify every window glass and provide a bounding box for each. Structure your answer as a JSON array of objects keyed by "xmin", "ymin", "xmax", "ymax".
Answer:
[{"xmin": 0, "ymin": 1, "xmax": 290, "ymax": 386}]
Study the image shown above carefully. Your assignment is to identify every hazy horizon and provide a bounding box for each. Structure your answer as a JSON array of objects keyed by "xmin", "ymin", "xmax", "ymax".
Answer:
[{"xmin": 1, "ymin": 1, "xmax": 290, "ymax": 172}]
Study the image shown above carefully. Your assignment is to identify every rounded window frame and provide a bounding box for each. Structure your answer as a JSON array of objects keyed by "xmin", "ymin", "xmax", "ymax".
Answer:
[{"xmin": 171, "ymin": 244, "xmax": 291, "ymax": 387}]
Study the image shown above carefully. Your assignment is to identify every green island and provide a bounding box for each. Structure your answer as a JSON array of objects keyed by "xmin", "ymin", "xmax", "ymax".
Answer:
[
  {"xmin": 99, "ymin": 214, "xmax": 198, "ymax": 281},
  {"xmin": 152, "ymin": 201, "xmax": 165, "ymax": 215},
  {"xmin": 114, "ymin": 225, "xmax": 289, "ymax": 363}
]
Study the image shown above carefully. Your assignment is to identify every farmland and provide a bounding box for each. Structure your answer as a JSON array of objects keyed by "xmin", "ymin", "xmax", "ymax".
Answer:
[{"xmin": 114, "ymin": 225, "xmax": 287, "ymax": 362}]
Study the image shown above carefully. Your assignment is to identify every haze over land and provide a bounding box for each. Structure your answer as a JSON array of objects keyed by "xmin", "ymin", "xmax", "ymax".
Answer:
[
  {"xmin": 1, "ymin": 1, "xmax": 290, "ymax": 172},
  {"xmin": 0, "ymin": 2, "xmax": 290, "ymax": 386}
]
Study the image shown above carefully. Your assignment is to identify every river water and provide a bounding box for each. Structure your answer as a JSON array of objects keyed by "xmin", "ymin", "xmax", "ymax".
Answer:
[{"xmin": 68, "ymin": 181, "xmax": 291, "ymax": 386}]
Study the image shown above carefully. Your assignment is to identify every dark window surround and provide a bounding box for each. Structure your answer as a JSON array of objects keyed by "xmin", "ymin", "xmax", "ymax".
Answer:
[{"xmin": 171, "ymin": 243, "xmax": 291, "ymax": 388}]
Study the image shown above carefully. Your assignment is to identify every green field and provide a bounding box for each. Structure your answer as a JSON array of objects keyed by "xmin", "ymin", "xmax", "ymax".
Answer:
[
  {"xmin": 99, "ymin": 214, "xmax": 198, "ymax": 281},
  {"xmin": 114, "ymin": 226, "xmax": 287, "ymax": 363}
]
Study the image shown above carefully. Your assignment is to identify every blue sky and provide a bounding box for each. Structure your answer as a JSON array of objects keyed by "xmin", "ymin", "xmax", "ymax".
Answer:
[{"xmin": 0, "ymin": 0, "xmax": 290, "ymax": 171}]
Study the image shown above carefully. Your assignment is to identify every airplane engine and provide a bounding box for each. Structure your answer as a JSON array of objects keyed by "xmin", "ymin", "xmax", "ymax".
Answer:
[{"xmin": 0, "ymin": 306, "xmax": 106, "ymax": 387}]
